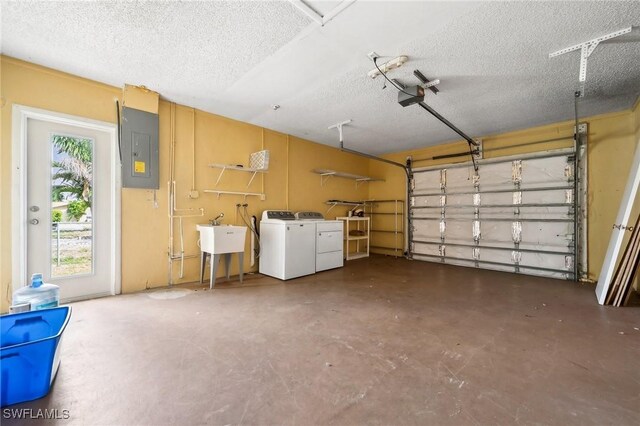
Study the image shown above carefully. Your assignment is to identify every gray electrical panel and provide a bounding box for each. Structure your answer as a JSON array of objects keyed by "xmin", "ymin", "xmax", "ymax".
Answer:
[{"xmin": 121, "ymin": 106, "xmax": 159, "ymax": 189}]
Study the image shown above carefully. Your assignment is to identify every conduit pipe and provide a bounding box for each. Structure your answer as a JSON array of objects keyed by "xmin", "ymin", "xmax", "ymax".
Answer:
[
  {"xmin": 286, "ymin": 135, "xmax": 290, "ymax": 210},
  {"xmin": 192, "ymin": 108, "xmax": 196, "ymax": 193},
  {"xmin": 261, "ymin": 129, "xmax": 266, "ymax": 197},
  {"xmin": 167, "ymin": 103, "xmax": 175, "ymax": 284},
  {"xmin": 167, "ymin": 103, "xmax": 204, "ymax": 285},
  {"xmin": 167, "ymin": 181, "xmax": 203, "ymax": 283}
]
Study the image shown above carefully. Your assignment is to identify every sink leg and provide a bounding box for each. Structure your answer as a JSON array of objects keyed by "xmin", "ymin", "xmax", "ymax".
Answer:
[
  {"xmin": 210, "ymin": 254, "xmax": 221, "ymax": 289},
  {"xmin": 238, "ymin": 252, "xmax": 244, "ymax": 284},
  {"xmin": 224, "ymin": 253, "xmax": 231, "ymax": 280},
  {"xmin": 200, "ymin": 252, "xmax": 207, "ymax": 284}
]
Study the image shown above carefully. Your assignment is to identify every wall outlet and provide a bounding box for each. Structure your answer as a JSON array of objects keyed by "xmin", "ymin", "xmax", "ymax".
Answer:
[{"xmin": 189, "ymin": 190, "xmax": 199, "ymax": 199}]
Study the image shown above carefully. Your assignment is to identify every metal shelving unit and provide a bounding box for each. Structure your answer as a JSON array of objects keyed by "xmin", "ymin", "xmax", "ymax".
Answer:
[
  {"xmin": 364, "ymin": 200, "xmax": 404, "ymax": 257},
  {"xmin": 324, "ymin": 200, "xmax": 363, "ymax": 213}
]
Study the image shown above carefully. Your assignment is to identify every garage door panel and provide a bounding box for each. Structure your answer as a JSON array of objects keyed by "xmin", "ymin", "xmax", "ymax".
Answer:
[
  {"xmin": 412, "ymin": 220, "xmax": 441, "ymax": 240},
  {"xmin": 477, "ymin": 248, "xmax": 516, "ymax": 264},
  {"xmin": 412, "ymin": 194, "xmax": 441, "ymax": 207},
  {"xmin": 520, "ymin": 221, "xmax": 572, "ymax": 246},
  {"xmin": 412, "ymin": 242, "xmax": 441, "ymax": 257},
  {"xmin": 477, "ymin": 248, "xmax": 569, "ymax": 270},
  {"xmin": 446, "ymin": 258, "xmax": 481, "ymax": 269},
  {"xmin": 516, "ymin": 208, "xmax": 572, "ymax": 220},
  {"xmin": 452, "ymin": 188, "xmax": 572, "ymax": 206},
  {"xmin": 445, "ymin": 220, "xmax": 475, "ymax": 239},
  {"xmin": 479, "ymin": 191, "xmax": 517, "ymax": 205},
  {"xmin": 518, "ymin": 268, "xmax": 567, "ymax": 279},
  {"xmin": 481, "ymin": 263, "xmax": 518, "ymax": 273},
  {"xmin": 517, "ymin": 243, "xmax": 570, "ymax": 254},
  {"xmin": 519, "ymin": 252, "xmax": 571, "ymax": 271},
  {"xmin": 413, "ymin": 219, "xmax": 573, "ymax": 248},
  {"xmin": 476, "ymin": 207, "xmax": 571, "ymax": 219},
  {"xmin": 446, "ymin": 193, "xmax": 474, "ymax": 206},
  {"xmin": 413, "ymin": 170, "xmax": 441, "ymax": 192},
  {"xmin": 521, "ymin": 157, "xmax": 572, "ymax": 186},
  {"xmin": 438, "ymin": 214, "xmax": 477, "ymax": 221},
  {"xmin": 445, "ymin": 167, "xmax": 475, "ymax": 191},
  {"xmin": 409, "ymin": 151, "xmax": 577, "ymax": 280},
  {"xmin": 446, "ymin": 244, "xmax": 475, "ymax": 261},
  {"xmin": 411, "ymin": 215, "xmax": 441, "ymax": 222},
  {"xmin": 475, "ymin": 162, "xmax": 513, "ymax": 190},
  {"xmin": 523, "ymin": 188, "xmax": 572, "ymax": 204},
  {"xmin": 480, "ymin": 221, "xmax": 515, "ymax": 243}
]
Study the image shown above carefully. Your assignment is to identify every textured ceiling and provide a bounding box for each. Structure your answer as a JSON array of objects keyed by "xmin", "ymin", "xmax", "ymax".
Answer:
[{"xmin": 2, "ymin": 1, "xmax": 639, "ymax": 154}]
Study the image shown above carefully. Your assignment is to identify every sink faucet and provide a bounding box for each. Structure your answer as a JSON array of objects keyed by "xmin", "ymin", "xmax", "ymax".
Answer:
[{"xmin": 209, "ymin": 213, "xmax": 224, "ymax": 226}]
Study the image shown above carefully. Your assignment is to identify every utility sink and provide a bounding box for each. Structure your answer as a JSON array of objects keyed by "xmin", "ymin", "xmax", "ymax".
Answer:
[{"xmin": 196, "ymin": 225, "xmax": 247, "ymax": 254}]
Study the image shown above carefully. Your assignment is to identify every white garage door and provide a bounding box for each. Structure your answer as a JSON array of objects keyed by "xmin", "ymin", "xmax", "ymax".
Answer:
[{"xmin": 409, "ymin": 148, "xmax": 585, "ymax": 280}]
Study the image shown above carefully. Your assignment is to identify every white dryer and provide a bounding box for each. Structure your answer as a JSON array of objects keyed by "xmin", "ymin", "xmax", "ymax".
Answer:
[
  {"xmin": 259, "ymin": 210, "xmax": 316, "ymax": 280},
  {"xmin": 295, "ymin": 212, "xmax": 344, "ymax": 272}
]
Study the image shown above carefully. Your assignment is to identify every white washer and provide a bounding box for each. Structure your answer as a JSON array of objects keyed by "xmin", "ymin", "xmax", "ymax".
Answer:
[
  {"xmin": 259, "ymin": 210, "xmax": 316, "ymax": 280},
  {"xmin": 295, "ymin": 212, "xmax": 344, "ymax": 272}
]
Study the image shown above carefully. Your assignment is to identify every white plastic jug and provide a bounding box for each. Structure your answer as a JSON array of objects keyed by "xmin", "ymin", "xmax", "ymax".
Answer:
[{"xmin": 12, "ymin": 273, "xmax": 60, "ymax": 311}]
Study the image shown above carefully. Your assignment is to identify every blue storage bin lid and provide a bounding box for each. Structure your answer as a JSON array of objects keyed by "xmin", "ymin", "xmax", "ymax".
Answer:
[
  {"xmin": 1, "ymin": 306, "xmax": 72, "ymax": 407},
  {"xmin": 1, "ymin": 307, "xmax": 71, "ymax": 349}
]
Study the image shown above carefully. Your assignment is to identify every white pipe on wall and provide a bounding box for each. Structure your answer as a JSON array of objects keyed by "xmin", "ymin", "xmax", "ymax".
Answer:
[
  {"xmin": 191, "ymin": 108, "xmax": 196, "ymax": 192},
  {"xmin": 168, "ymin": 104, "xmax": 175, "ymax": 285},
  {"xmin": 167, "ymin": 103, "xmax": 204, "ymax": 285}
]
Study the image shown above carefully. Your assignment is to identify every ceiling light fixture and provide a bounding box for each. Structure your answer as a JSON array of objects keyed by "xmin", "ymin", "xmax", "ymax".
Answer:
[{"xmin": 367, "ymin": 55, "xmax": 408, "ymax": 79}]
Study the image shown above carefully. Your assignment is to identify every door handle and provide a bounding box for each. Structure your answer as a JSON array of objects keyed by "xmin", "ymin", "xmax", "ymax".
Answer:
[{"xmin": 30, "ymin": 219, "xmax": 39, "ymax": 225}]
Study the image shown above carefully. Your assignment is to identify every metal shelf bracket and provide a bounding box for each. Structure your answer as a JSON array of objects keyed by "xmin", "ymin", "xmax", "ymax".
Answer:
[
  {"xmin": 549, "ymin": 27, "xmax": 632, "ymax": 96},
  {"xmin": 320, "ymin": 171, "xmax": 336, "ymax": 186}
]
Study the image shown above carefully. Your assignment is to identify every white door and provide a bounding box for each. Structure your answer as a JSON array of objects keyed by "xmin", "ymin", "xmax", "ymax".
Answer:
[{"xmin": 26, "ymin": 118, "xmax": 116, "ymax": 301}]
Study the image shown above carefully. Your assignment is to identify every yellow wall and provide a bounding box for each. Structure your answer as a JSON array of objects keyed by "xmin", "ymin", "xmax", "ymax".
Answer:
[
  {"xmin": 2, "ymin": 55, "xmax": 638, "ymax": 312},
  {"xmin": 369, "ymin": 105, "xmax": 640, "ymax": 283},
  {"xmin": 1, "ymin": 58, "xmax": 121, "ymax": 312},
  {"xmin": 0, "ymin": 56, "xmax": 368, "ymax": 311}
]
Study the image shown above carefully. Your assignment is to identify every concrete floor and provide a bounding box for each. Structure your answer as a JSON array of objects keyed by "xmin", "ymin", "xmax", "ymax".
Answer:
[{"xmin": 5, "ymin": 255, "xmax": 640, "ymax": 425}]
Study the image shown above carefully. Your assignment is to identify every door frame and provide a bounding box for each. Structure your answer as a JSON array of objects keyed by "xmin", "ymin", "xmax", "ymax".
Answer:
[{"xmin": 11, "ymin": 104, "xmax": 121, "ymax": 299}]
